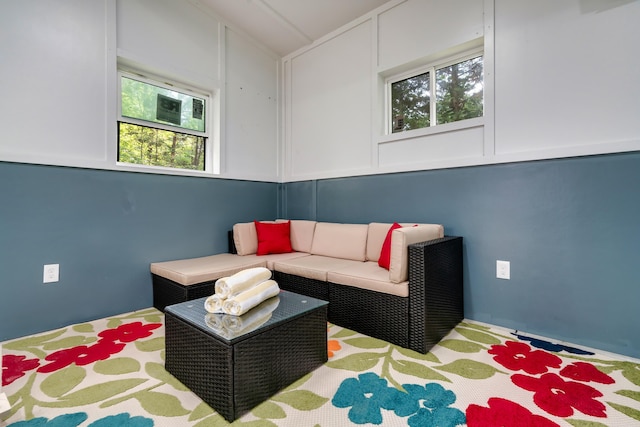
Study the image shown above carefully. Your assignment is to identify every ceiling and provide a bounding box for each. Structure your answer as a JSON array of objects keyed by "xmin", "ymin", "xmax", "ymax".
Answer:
[{"xmin": 195, "ymin": 0, "xmax": 390, "ymax": 57}]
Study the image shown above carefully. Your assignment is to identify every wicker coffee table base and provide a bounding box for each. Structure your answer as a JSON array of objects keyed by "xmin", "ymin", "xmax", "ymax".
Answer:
[{"xmin": 165, "ymin": 305, "xmax": 328, "ymax": 422}]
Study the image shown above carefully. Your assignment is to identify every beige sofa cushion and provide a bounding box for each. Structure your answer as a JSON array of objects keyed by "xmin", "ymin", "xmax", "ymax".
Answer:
[
  {"xmin": 389, "ymin": 224, "xmax": 444, "ymax": 283},
  {"xmin": 273, "ymin": 255, "xmax": 359, "ymax": 282},
  {"xmin": 277, "ymin": 219, "xmax": 316, "ymax": 253},
  {"xmin": 150, "ymin": 253, "xmax": 266, "ymax": 286},
  {"xmin": 310, "ymin": 222, "xmax": 368, "ymax": 261},
  {"xmin": 366, "ymin": 223, "xmax": 393, "ymax": 262},
  {"xmin": 237, "ymin": 252, "xmax": 310, "ymax": 270},
  {"xmin": 328, "ymin": 262, "xmax": 409, "ymax": 297},
  {"xmin": 366, "ymin": 222, "xmax": 442, "ymax": 262},
  {"xmin": 233, "ymin": 222, "xmax": 258, "ymax": 255}
]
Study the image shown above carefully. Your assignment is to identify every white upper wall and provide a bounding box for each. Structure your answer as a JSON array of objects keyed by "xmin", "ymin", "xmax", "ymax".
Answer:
[
  {"xmin": 0, "ymin": 0, "xmax": 280, "ymax": 182},
  {"xmin": 282, "ymin": 0, "xmax": 640, "ymax": 182},
  {"xmin": 2, "ymin": 1, "xmax": 638, "ymax": 183}
]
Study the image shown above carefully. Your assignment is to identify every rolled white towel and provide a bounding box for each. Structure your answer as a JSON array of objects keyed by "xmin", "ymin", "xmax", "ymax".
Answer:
[
  {"xmin": 223, "ymin": 280, "xmax": 280, "ymax": 316},
  {"xmin": 204, "ymin": 313, "xmax": 233, "ymax": 340},
  {"xmin": 214, "ymin": 267, "xmax": 272, "ymax": 298},
  {"xmin": 204, "ymin": 293, "xmax": 226, "ymax": 314},
  {"xmin": 223, "ymin": 296, "xmax": 280, "ymax": 332}
]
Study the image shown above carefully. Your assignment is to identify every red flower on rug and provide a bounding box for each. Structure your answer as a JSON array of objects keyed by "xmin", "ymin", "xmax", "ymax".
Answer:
[
  {"xmin": 466, "ymin": 397, "xmax": 560, "ymax": 427},
  {"xmin": 37, "ymin": 340, "xmax": 125, "ymax": 373},
  {"xmin": 98, "ymin": 321, "xmax": 161, "ymax": 343},
  {"xmin": 2, "ymin": 354, "xmax": 40, "ymax": 386},
  {"xmin": 489, "ymin": 341, "xmax": 562, "ymax": 374},
  {"xmin": 559, "ymin": 362, "xmax": 615, "ymax": 384},
  {"xmin": 37, "ymin": 322, "xmax": 162, "ymax": 374},
  {"xmin": 511, "ymin": 372, "xmax": 607, "ymax": 418}
]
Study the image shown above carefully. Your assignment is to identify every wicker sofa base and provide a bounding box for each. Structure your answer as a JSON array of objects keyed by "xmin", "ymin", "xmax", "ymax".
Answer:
[
  {"xmin": 165, "ymin": 302, "xmax": 328, "ymax": 422},
  {"xmin": 285, "ymin": 237, "xmax": 464, "ymax": 354},
  {"xmin": 329, "ymin": 283, "xmax": 409, "ymax": 348},
  {"xmin": 152, "ymin": 274, "xmax": 215, "ymax": 312},
  {"xmin": 274, "ymin": 271, "xmax": 330, "ymax": 301}
]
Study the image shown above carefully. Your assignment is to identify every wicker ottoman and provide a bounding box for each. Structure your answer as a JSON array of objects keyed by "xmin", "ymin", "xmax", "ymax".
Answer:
[{"xmin": 164, "ymin": 291, "xmax": 329, "ymax": 422}]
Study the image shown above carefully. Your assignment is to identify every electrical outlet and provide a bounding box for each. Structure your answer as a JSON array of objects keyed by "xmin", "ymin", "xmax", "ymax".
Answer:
[
  {"xmin": 496, "ymin": 260, "xmax": 510, "ymax": 280},
  {"xmin": 43, "ymin": 264, "xmax": 59, "ymax": 283}
]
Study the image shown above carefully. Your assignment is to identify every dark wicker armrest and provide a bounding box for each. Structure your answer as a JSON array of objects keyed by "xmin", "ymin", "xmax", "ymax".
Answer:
[{"xmin": 408, "ymin": 236, "xmax": 463, "ymax": 353}]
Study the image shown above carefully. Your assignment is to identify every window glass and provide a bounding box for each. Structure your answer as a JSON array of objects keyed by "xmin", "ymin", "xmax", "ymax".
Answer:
[
  {"xmin": 391, "ymin": 72, "xmax": 430, "ymax": 133},
  {"xmin": 436, "ymin": 56, "xmax": 483, "ymax": 125},
  {"xmin": 118, "ymin": 123, "xmax": 205, "ymax": 171},
  {"xmin": 118, "ymin": 72, "xmax": 211, "ymax": 172},
  {"xmin": 120, "ymin": 76, "xmax": 206, "ymax": 132},
  {"xmin": 387, "ymin": 52, "xmax": 483, "ymax": 134}
]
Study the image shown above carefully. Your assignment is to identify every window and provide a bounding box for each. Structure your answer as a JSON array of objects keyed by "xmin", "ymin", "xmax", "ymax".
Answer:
[
  {"xmin": 118, "ymin": 72, "xmax": 210, "ymax": 171},
  {"xmin": 388, "ymin": 53, "xmax": 483, "ymax": 134}
]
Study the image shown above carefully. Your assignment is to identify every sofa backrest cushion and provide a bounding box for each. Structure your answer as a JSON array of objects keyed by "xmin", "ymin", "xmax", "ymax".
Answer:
[
  {"xmin": 233, "ymin": 222, "xmax": 258, "ymax": 255},
  {"xmin": 389, "ymin": 224, "xmax": 444, "ymax": 283},
  {"xmin": 310, "ymin": 222, "xmax": 368, "ymax": 261},
  {"xmin": 277, "ymin": 219, "xmax": 317, "ymax": 253},
  {"xmin": 366, "ymin": 222, "xmax": 436, "ymax": 262}
]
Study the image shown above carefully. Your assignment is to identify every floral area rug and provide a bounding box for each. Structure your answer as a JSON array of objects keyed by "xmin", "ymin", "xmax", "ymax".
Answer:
[{"xmin": 2, "ymin": 307, "xmax": 640, "ymax": 426}]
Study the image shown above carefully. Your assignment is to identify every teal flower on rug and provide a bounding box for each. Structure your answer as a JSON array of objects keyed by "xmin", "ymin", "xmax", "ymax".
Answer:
[
  {"xmin": 7, "ymin": 413, "xmax": 153, "ymax": 427},
  {"xmin": 87, "ymin": 413, "xmax": 153, "ymax": 427},
  {"xmin": 8, "ymin": 412, "xmax": 87, "ymax": 426},
  {"xmin": 396, "ymin": 383, "xmax": 465, "ymax": 427},
  {"xmin": 332, "ymin": 372, "xmax": 406, "ymax": 424},
  {"xmin": 332, "ymin": 373, "xmax": 465, "ymax": 426}
]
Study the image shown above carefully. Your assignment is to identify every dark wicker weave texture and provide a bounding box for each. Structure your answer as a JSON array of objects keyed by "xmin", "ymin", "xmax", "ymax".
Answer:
[
  {"xmin": 165, "ymin": 304, "xmax": 327, "ymax": 422},
  {"xmin": 329, "ymin": 284, "xmax": 409, "ymax": 348},
  {"xmin": 408, "ymin": 236, "xmax": 463, "ymax": 353},
  {"xmin": 152, "ymin": 274, "xmax": 215, "ymax": 312},
  {"xmin": 274, "ymin": 271, "xmax": 330, "ymax": 301}
]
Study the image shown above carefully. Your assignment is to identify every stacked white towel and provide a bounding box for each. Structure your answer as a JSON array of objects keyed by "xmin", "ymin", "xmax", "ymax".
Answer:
[
  {"xmin": 205, "ymin": 296, "xmax": 280, "ymax": 339},
  {"xmin": 204, "ymin": 267, "xmax": 280, "ymax": 316},
  {"xmin": 214, "ymin": 267, "xmax": 272, "ymax": 298}
]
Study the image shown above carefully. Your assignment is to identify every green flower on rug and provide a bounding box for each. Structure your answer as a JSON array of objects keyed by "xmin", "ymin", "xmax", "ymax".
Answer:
[{"xmin": 331, "ymin": 372, "xmax": 465, "ymax": 426}]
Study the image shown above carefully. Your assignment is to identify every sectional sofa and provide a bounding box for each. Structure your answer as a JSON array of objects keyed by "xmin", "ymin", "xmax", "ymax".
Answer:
[{"xmin": 150, "ymin": 220, "xmax": 463, "ymax": 354}]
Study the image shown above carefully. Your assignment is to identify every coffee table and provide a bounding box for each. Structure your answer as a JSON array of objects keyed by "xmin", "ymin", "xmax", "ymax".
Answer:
[{"xmin": 164, "ymin": 290, "xmax": 329, "ymax": 422}]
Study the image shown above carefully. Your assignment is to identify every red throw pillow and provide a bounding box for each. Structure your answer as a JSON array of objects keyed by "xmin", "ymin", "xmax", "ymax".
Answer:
[
  {"xmin": 378, "ymin": 222, "xmax": 402, "ymax": 270},
  {"xmin": 254, "ymin": 220, "xmax": 293, "ymax": 255}
]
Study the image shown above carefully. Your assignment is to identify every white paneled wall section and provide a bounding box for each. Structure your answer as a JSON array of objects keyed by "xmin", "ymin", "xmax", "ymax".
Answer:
[
  {"xmin": 0, "ymin": 0, "xmax": 281, "ymax": 182},
  {"xmin": 282, "ymin": 0, "xmax": 640, "ymax": 182}
]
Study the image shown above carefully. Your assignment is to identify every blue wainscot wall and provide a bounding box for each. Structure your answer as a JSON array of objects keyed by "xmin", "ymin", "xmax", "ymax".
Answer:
[
  {"xmin": 2, "ymin": 152, "xmax": 639, "ymax": 360},
  {"xmin": 284, "ymin": 152, "xmax": 640, "ymax": 359},
  {"xmin": 0, "ymin": 162, "xmax": 278, "ymax": 341}
]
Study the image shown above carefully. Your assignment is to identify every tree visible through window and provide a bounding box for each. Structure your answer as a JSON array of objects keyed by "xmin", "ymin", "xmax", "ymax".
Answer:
[
  {"xmin": 390, "ymin": 55, "xmax": 483, "ymax": 133},
  {"xmin": 118, "ymin": 73, "xmax": 209, "ymax": 171}
]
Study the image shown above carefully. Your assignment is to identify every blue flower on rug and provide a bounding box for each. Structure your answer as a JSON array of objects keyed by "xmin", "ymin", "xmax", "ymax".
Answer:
[
  {"xmin": 513, "ymin": 333, "xmax": 594, "ymax": 355},
  {"xmin": 8, "ymin": 413, "xmax": 88, "ymax": 427},
  {"xmin": 332, "ymin": 373, "xmax": 465, "ymax": 426},
  {"xmin": 332, "ymin": 372, "xmax": 407, "ymax": 424},
  {"xmin": 88, "ymin": 413, "xmax": 154, "ymax": 427},
  {"xmin": 394, "ymin": 383, "xmax": 465, "ymax": 427}
]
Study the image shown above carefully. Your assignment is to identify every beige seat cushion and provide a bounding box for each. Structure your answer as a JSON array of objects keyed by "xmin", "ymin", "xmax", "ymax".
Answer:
[
  {"xmin": 389, "ymin": 224, "xmax": 444, "ymax": 283},
  {"xmin": 237, "ymin": 252, "xmax": 310, "ymax": 270},
  {"xmin": 310, "ymin": 222, "xmax": 368, "ymax": 261},
  {"xmin": 273, "ymin": 255, "xmax": 360, "ymax": 282},
  {"xmin": 328, "ymin": 262, "xmax": 409, "ymax": 297},
  {"xmin": 150, "ymin": 253, "xmax": 266, "ymax": 286}
]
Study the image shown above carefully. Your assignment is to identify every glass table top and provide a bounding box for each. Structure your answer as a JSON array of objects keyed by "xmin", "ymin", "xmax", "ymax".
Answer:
[{"xmin": 165, "ymin": 290, "xmax": 328, "ymax": 344}]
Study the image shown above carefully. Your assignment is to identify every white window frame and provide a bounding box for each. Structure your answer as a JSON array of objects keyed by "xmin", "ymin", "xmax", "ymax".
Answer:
[
  {"xmin": 116, "ymin": 69, "xmax": 215, "ymax": 174},
  {"xmin": 383, "ymin": 46, "xmax": 485, "ymax": 139}
]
